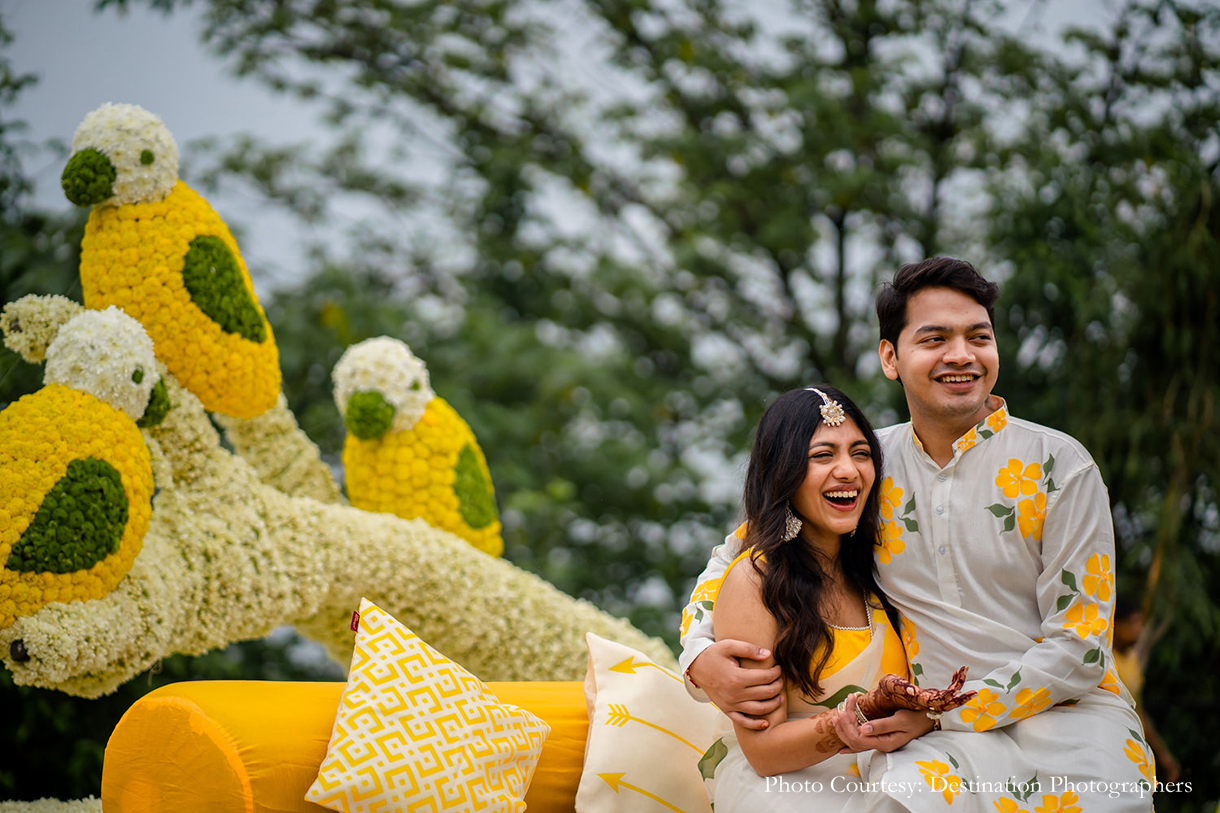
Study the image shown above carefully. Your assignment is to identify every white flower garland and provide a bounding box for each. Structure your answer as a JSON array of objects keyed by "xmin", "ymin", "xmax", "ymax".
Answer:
[
  {"xmin": 71, "ymin": 103, "xmax": 178, "ymax": 205},
  {"xmin": 333, "ymin": 336, "xmax": 435, "ymax": 432},
  {"xmin": 43, "ymin": 307, "xmax": 159, "ymax": 421},
  {"xmin": 0, "ymin": 798, "xmax": 101, "ymax": 813}
]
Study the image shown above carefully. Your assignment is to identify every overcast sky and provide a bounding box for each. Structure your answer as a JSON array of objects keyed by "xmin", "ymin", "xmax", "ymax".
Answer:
[{"xmin": 7, "ymin": 0, "xmax": 1111, "ymax": 294}]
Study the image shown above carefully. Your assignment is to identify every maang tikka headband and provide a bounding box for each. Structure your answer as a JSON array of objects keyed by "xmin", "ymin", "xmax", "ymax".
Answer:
[{"xmin": 806, "ymin": 388, "xmax": 846, "ymax": 427}]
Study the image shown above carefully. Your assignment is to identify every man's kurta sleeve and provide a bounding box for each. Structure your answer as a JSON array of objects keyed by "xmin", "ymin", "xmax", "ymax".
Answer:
[
  {"xmin": 677, "ymin": 528, "xmax": 745, "ymax": 701},
  {"xmin": 941, "ymin": 461, "xmax": 1117, "ymax": 731}
]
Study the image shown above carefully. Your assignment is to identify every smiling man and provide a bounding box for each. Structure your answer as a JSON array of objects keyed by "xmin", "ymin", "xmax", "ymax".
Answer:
[{"xmin": 680, "ymin": 258, "xmax": 1154, "ymax": 812}]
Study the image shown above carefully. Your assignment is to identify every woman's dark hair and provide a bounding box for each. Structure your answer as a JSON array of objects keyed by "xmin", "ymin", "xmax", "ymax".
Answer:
[
  {"xmin": 876, "ymin": 257, "xmax": 1000, "ymax": 350},
  {"xmin": 742, "ymin": 386, "xmax": 896, "ymax": 698}
]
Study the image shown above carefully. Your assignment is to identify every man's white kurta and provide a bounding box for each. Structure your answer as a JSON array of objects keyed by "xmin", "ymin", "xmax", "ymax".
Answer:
[{"xmin": 679, "ymin": 402, "xmax": 1157, "ymax": 811}]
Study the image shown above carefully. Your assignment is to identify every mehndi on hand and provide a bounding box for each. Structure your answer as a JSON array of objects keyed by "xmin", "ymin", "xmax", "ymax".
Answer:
[{"xmin": 856, "ymin": 666, "xmax": 975, "ymax": 719}]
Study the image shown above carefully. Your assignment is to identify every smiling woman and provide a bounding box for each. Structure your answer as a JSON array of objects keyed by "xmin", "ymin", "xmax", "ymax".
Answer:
[{"xmin": 700, "ymin": 387, "xmax": 974, "ymax": 811}]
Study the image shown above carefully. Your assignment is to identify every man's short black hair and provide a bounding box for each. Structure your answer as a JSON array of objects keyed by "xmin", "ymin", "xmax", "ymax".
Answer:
[{"xmin": 876, "ymin": 257, "xmax": 1000, "ymax": 348}]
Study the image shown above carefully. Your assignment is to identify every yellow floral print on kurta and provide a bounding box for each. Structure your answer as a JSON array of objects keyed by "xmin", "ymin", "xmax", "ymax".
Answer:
[
  {"xmin": 986, "ymin": 410, "xmax": 1008, "ymax": 433},
  {"xmin": 1009, "ymin": 686, "xmax": 1052, "ymax": 720},
  {"xmin": 916, "ymin": 760, "xmax": 963, "ymax": 805},
  {"xmin": 1082, "ymin": 553, "xmax": 1113, "ymax": 601},
  {"xmin": 680, "ymin": 575, "xmax": 724, "ymax": 639},
  {"xmin": 997, "ymin": 459, "xmax": 1042, "ymax": 499},
  {"xmin": 1124, "ymin": 738, "xmax": 1154, "ymax": 782},
  {"xmin": 880, "ymin": 477, "xmax": 903, "ymax": 521},
  {"xmin": 954, "ymin": 427, "xmax": 979, "ymax": 455},
  {"xmin": 901, "ymin": 615, "xmax": 920, "ymax": 659},
  {"xmin": 1064, "ymin": 601, "xmax": 1108, "ymax": 639},
  {"xmin": 879, "ymin": 520, "xmax": 905, "ymax": 564},
  {"xmin": 960, "ymin": 688, "xmax": 1005, "ymax": 731},
  {"xmin": 1017, "ymin": 493, "xmax": 1047, "ymax": 541},
  {"xmin": 1034, "ymin": 791, "xmax": 1081, "ymax": 813},
  {"xmin": 1099, "ymin": 669, "xmax": 1121, "ymax": 696},
  {"xmin": 995, "ymin": 799, "xmax": 1030, "ymax": 813}
]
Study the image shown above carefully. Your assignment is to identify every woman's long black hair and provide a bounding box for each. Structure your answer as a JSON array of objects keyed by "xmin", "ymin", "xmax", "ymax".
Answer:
[{"xmin": 742, "ymin": 386, "xmax": 898, "ymax": 699}]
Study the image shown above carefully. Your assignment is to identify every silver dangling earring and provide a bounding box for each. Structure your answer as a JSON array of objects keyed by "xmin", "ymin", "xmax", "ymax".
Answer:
[{"xmin": 783, "ymin": 505, "xmax": 802, "ymax": 541}]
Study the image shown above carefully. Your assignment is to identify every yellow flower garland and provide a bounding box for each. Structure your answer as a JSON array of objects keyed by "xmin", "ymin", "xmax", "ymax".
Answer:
[
  {"xmin": 343, "ymin": 397, "xmax": 503, "ymax": 557},
  {"xmin": 78, "ymin": 181, "xmax": 281, "ymax": 418},
  {"xmin": 0, "ymin": 385, "xmax": 153, "ymax": 629}
]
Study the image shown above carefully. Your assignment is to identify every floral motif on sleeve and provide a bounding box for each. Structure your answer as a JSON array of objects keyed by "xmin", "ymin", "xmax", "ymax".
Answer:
[
  {"xmin": 1054, "ymin": 567, "xmax": 1110, "ymax": 667},
  {"xmin": 1063, "ymin": 601, "xmax": 1108, "ymax": 639},
  {"xmin": 1009, "ymin": 687, "xmax": 1053, "ymax": 720},
  {"xmin": 1099, "ymin": 669, "xmax": 1121, "ymax": 696},
  {"xmin": 680, "ymin": 575, "xmax": 723, "ymax": 640},
  {"xmin": 1082, "ymin": 553, "xmax": 1114, "ymax": 601},
  {"xmin": 959, "ymin": 688, "xmax": 1006, "ymax": 731},
  {"xmin": 916, "ymin": 757, "xmax": 964, "ymax": 805},
  {"xmin": 1033, "ymin": 791, "xmax": 1081, "ymax": 813},
  {"xmin": 876, "ymin": 477, "xmax": 917, "ymax": 565}
]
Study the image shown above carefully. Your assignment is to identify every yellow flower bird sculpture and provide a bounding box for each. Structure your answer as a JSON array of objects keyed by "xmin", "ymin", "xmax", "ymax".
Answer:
[
  {"xmin": 334, "ymin": 337, "xmax": 504, "ymax": 557},
  {"xmin": 0, "ymin": 306, "xmax": 165, "ymax": 632},
  {"xmin": 60, "ymin": 102, "xmax": 280, "ymax": 419}
]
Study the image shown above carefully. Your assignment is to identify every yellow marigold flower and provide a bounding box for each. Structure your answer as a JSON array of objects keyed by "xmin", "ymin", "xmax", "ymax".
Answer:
[
  {"xmin": 1063, "ymin": 601, "xmax": 1108, "ymax": 639},
  {"xmin": 986, "ymin": 410, "xmax": 1008, "ymax": 433},
  {"xmin": 1034, "ymin": 791, "xmax": 1081, "ymax": 813},
  {"xmin": 900, "ymin": 615, "xmax": 919, "ymax": 658},
  {"xmin": 879, "ymin": 476, "xmax": 903, "ymax": 521},
  {"xmin": 343, "ymin": 398, "xmax": 502, "ymax": 557},
  {"xmin": 955, "ymin": 427, "xmax": 979, "ymax": 454},
  {"xmin": 1009, "ymin": 686, "xmax": 1053, "ymax": 720},
  {"xmin": 1124, "ymin": 738, "xmax": 1154, "ymax": 782},
  {"xmin": 960, "ymin": 688, "xmax": 1005, "ymax": 731},
  {"xmin": 78, "ymin": 181, "xmax": 281, "ymax": 418},
  {"xmin": 0, "ymin": 385, "xmax": 153, "ymax": 629},
  {"xmin": 915, "ymin": 760, "xmax": 962, "ymax": 805},
  {"xmin": 1099, "ymin": 669, "xmax": 1121, "ymax": 696},
  {"xmin": 995, "ymin": 799, "xmax": 1029, "ymax": 813},
  {"xmin": 878, "ymin": 520, "xmax": 905, "ymax": 564},
  {"xmin": 1017, "ymin": 493, "xmax": 1047, "ymax": 541},
  {"xmin": 996, "ymin": 458, "xmax": 1042, "ymax": 499},
  {"xmin": 1082, "ymin": 553, "xmax": 1114, "ymax": 601}
]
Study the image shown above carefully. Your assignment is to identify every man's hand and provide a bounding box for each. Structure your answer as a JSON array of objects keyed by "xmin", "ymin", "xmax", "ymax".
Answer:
[
  {"xmin": 687, "ymin": 639, "xmax": 783, "ymax": 730},
  {"xmin": 833, "ymin": 694, "xmax": 936, "ymax": 753}
]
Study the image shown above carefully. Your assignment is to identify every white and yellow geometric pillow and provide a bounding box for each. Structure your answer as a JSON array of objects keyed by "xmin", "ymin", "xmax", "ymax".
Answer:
[
  {"xmin": 307, "ymin": 598, "xmax": 550, "ymax": 812},
  {"xmin": 577, "ymin": 633, "xmax": 721, "ymax": 813}
]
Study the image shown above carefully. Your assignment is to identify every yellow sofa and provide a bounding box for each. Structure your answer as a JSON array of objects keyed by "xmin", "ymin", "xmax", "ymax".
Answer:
[{"xmin": 101, "ymin": 680, "xmax": 588, "ymax": 813}]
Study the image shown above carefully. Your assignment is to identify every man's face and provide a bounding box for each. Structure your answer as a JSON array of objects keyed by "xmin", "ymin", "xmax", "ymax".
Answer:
[{"xmin": 879, "ymin": 286, "xmax": 999, "ymax": 432}]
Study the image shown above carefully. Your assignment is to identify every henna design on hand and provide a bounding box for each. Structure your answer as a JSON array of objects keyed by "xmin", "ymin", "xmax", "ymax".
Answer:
[{"xmin": 856, "ymin": 666, "xmax": 976, "ymax": 719}]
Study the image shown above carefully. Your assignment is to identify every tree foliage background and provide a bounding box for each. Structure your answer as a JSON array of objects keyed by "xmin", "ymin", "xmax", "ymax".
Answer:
[{"xmin": 2, "ymin": 0, "xmax": 1218, "ymax": 807}]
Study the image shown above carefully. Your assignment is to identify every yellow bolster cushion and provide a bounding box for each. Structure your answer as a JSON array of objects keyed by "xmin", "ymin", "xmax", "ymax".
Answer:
[{"xmin": 102, "ymin": 680, "xmax": 588, "ymax": 813}]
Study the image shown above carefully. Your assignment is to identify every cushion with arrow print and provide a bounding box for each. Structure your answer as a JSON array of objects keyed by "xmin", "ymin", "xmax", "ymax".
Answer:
[{"xmin": 577, "ymin": 633, "xmax": 720, "ymax": 812}]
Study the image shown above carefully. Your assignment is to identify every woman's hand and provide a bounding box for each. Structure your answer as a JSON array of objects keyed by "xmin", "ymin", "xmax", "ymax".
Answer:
[{"xmin": 857, "ymin": 666, "xmax": 975, "ymax": 719}]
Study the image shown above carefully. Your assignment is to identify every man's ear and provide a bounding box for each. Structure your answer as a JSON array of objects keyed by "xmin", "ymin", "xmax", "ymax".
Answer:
[{"xmin": 879, "ymin": 339, "xmax": 900, "ymax": 381}]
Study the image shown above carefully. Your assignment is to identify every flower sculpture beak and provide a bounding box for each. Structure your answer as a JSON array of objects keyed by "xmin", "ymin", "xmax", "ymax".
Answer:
[{"xmin": 62, "ymin": 148, "xmax": 118, "ymax": 206}]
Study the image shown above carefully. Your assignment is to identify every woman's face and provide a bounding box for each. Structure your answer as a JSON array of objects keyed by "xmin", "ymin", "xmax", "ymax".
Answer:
[{"xmin": 790, "ymin": 417, "xmax": 876, "ymax": 546}]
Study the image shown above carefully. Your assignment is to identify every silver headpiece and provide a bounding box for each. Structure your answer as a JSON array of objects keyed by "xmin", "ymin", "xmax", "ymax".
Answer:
[{"xmin": 807, "ymin": 387, "xmax": 846, "ymax": 427}]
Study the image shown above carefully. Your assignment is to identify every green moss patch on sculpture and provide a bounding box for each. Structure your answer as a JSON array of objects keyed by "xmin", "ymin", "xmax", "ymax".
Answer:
[
  {"xmin": 454, "ymin": 444, "xmax": 497, "ymax": 530},
  {"xmin": 345, "ymin": 390, "xmax": 395, "ymax": 440},
  {"xmin": 8, "ymin": 458, "xmax": 128, "ymax": 574},
  {"xmin": 61, "ymin": 148, "xmax": 116, "ymax": 206},
  {"xmin": 181, "ymin": 236, "xmax": 267, "ymax": 343},
  {"xmin": 136, "ymin": 378, "xmax": 171, "ymax": 428}
]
